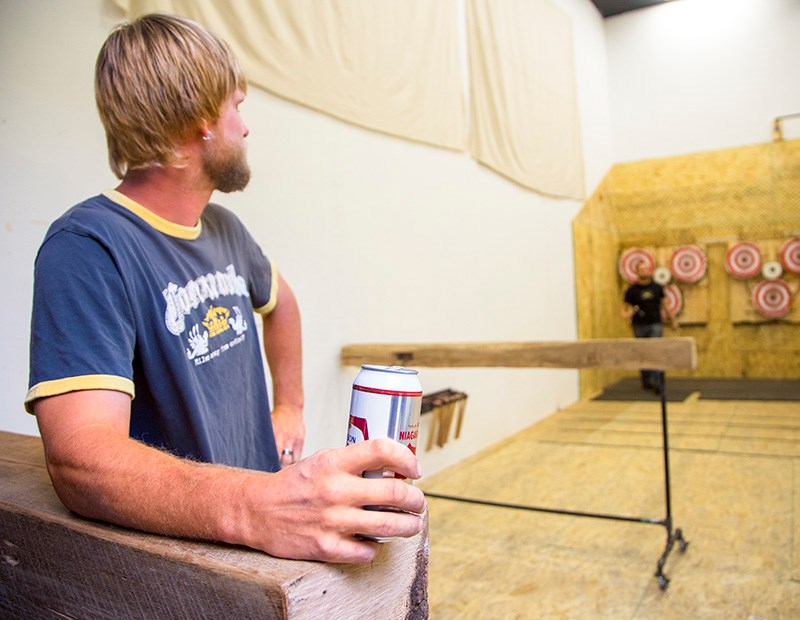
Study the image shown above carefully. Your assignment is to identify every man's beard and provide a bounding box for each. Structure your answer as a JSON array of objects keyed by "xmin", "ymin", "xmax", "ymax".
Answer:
[{"xmin": 202, "ymin": 140, "xmax": 251, "ymax": 193}]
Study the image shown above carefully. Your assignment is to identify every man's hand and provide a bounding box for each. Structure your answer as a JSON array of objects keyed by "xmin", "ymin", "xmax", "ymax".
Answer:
[
  {"xmin": 621, "ymin": 303, "xmax": 640, "ymax": 321},
  {"xmin": 235, "ymin": 438, "xmax": 426, "ymax": 563}
]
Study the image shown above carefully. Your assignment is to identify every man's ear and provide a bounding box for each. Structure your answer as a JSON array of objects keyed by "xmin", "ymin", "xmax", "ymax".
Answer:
[{"xmin": 198, "ymin": 119, "xmax": 214, "ymax": 142}]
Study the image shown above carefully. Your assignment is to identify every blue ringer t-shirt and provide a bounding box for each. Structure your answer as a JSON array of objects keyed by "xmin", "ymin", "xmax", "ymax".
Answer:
[{"xmin": 26, "ymin": 190, "xmax": 281, "ymax": 472}]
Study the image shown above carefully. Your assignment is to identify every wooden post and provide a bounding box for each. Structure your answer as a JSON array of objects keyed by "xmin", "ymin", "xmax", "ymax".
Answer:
[{"xmin": 0, "ymin": 431, "xmax": 428, "ymax": 620}]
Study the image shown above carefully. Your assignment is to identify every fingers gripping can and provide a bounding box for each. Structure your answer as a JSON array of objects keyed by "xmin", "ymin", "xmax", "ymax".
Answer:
[{"xmin": 346, "ymin": 365, "xmax": 422, "ymax": 479}]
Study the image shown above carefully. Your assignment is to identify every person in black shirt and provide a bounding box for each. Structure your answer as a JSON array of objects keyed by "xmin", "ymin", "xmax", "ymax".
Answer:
[{"xmin": 621, "ymin": 261, "xmax": 678, "ymax": 393}]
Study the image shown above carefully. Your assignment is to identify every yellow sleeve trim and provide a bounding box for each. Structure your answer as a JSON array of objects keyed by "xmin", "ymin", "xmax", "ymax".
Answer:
[
  {"xmin": 25, "ymin": 375, "xmax": 136, "ymax": 414},
  {"xmin": 103, "ymin": 189, "xmax": 202, "ymax": 240},
  {"xmin": 254, "ymin": 260, "xmax": 279, "ymax": 315}
]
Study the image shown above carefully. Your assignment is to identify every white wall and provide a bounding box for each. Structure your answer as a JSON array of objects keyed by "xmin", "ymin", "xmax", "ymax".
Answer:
[
  {"xmin": 0, "ymin": 0, "xmax": 609, "ymax": 478},
  {"xmin": 1, "ymin": 0, "xmax": 123, "ymax": 437},
  {"xmin": 606, "ymin": 0, "xmax": 800, "ymax": 162}
]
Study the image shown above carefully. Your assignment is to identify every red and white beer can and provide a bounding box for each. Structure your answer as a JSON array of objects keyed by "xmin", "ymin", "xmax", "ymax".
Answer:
[{"xmin": 346, "ymin": 364, "xmax": 422, "ymax": 480}]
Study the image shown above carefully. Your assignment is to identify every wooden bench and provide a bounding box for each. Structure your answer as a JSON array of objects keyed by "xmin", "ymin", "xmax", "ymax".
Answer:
[{"xmin": 0, "ymin": 431, "xmax": 428, "ymax": 619}]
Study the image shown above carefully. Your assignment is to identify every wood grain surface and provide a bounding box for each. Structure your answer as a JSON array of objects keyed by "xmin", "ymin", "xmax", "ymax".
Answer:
[{"xmin": 0, "ymin": 431, "xmax": 428, "ymax": 620}]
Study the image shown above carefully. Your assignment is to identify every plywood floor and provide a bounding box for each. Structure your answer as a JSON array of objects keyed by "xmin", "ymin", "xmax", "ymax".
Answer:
[{"xmin": 419, "ymin": 393, "xmax": 800, "ymax": 618}]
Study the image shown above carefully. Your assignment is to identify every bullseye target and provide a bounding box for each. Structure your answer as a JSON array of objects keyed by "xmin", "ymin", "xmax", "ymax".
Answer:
[
  {"xmin": 752, "ymin": 279, "xmax": 792, "ymax": 318},
  {"xmin": 780, "ymin": 238, "xmax": 800, "ymax": 274},
  {"xmin": 619, "ymin": 248, "xmax": 654, "ymax": 283},
  {"xmin": 671, "ymin": 246, "xmax": 707, "ymax": 283},
  {"xmin": 762, "ymin": 261, "xmax": 783, "ymax": 281},
  {"xmin": 726, "ymin": 242, "xmax": 762, "ymax": 279},
  {"xmin": 653, "ymin": 267, "xmax": 672, "ymax": 286},
  {"xmin": 663, "ymin": 284, "xmax": 683, "ymax": 317}
]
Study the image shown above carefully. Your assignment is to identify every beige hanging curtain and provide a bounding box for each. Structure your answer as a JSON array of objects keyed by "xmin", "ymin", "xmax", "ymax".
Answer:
[
  {"xmin": 115, "ymin": 0, "xmax": 585, "ymax": 200},
  {"xmin": 466, "ymin": 0, "xmax": 585, "ymax": 199},
  {"xmin": 115, "ymin": 0, "xmax": 467, "ymax": 151}
]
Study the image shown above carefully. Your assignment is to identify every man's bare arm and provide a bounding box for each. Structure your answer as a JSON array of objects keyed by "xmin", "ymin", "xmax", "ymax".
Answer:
[
  {"xmin": 34, "ymin": 390, "xmax": 425, "ymax": 563},
  {"xmin": 621, "ymin": 302, "xmax": 638, "ymax": 321},
  {"xmin": 660, "ymin": 298, "xmax": 679, "ymax": 330},
  {"xmin": 263, "ymin": 272, "xmax": 305, "ymax": 462}
]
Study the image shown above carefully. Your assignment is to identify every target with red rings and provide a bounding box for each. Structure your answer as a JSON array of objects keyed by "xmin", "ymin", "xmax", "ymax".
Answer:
[
  {"xmin": 670, "ymin": 246, "xmax": 707, "ymax": 283},
  {"xmin": 725, "ymin": 242, "xmax": 762, "ymax": 279},
  {"xmin": 619, "ymin": 248, "xmax": 654, "ymax": 283},
  {"xmin": 752, "ymin": 279, "xmax": 792, "ymax": 319},
  {"xmin": 663, "ymin": 284, "xmax": 683, "ymax": 317},
  {"xmin": 780, "ymin": 238, "xmax": 800, "ymax": 274}
]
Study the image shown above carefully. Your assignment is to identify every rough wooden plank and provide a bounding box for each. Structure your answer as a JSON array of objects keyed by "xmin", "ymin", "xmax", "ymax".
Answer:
[
  {"xmin": 0, "ymin": 432, "xmax": 428, "ymax": 620},
  {"xmin": 341, "ymin": 338, "xmax": 697, "ymax": 371},
  {"xmin": 0, "ymin": 430, "xmax": 46, "ymax": 466}
]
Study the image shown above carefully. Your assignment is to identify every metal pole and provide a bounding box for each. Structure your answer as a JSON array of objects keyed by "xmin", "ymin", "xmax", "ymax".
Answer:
[
  {"xmin": 659, "ymin": 371, "xmax": 673, "ymax": 526},
  {"xmin": 653, "ymin": 371, "xmax": 689, "ymax": 590}
]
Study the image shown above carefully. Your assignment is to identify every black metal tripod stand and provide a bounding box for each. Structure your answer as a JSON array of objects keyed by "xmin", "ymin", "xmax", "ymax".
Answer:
[{"xmin": 425, "ymin": 372, "xmax": 689, "ymax": 590}]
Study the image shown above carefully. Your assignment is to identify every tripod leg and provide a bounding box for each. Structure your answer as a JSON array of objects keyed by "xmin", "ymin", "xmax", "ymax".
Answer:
[{"xmin": 654, "ymin": 525, "xmax": 689, "ymax": 590}]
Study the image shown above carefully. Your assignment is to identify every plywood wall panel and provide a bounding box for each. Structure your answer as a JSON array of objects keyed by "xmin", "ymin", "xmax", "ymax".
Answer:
[
  {"xmin": 573, "ymin": 140, "xmax": 800, "ymax": 397},
  {"xmin": 573, "ymin": 183, "xmax": 627, "ymax": 396}
]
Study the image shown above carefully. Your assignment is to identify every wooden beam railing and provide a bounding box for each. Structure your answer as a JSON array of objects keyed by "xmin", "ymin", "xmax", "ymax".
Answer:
[
  {"xmin": 0, "ymin": 431, "xmax": 429, "ymax": 619},
  {"xmin": 341, "ymin": 337, "xmax": 697, "ymax": 371}
]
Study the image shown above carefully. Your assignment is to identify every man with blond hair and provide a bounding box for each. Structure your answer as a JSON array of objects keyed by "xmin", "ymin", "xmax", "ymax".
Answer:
[{"xmin": 26, "ymin": 13, "xmax": 424, "ymax": 563}]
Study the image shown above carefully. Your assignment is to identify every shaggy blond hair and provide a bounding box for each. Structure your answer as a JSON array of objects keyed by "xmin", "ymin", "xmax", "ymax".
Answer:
[{"xmin": 95, "ymin": 14, "xmax": 247, "ymax": 178}]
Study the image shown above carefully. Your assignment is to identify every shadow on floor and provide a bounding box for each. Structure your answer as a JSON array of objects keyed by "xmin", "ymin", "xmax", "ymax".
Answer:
[{"xmin": 594, "ymin": 377, "xmax": 800, "ymax": 402}]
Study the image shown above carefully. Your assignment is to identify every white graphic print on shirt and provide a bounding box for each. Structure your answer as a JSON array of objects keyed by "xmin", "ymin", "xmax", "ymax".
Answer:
[{"xmin": 161, "ymin": 264, "xmax": 251, "ymax": 364}]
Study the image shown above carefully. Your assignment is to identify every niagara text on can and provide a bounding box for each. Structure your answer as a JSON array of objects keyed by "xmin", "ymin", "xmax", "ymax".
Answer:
[{"xmin": 346, "ymin": 364, "xmax": 422, "ymax": 480}]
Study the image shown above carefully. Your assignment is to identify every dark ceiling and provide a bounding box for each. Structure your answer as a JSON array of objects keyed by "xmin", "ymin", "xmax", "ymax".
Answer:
[{"xmin": 590, "ymin": 0, "xmax": 669, "ymax": 18}]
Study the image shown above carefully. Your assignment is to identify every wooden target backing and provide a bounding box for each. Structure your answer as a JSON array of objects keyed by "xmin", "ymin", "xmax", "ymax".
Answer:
[{"xmin": 728, "ymin": 238, "xmax": 800, "ymax": 323}]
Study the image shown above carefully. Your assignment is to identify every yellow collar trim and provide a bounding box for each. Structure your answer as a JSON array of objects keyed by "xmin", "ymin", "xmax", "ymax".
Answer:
[{"xmin": 103, "ymin": 190, "xmax": 202, "ymax": 240}]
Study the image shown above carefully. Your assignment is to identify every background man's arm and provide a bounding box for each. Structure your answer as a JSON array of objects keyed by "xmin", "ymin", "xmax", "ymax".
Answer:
[
  {"xmin": 621, "ymin": 302, "xmax": 638, "ymax": 321},
  {"xmin": 660, "ymin": 297, "xmax": 679, "ymax": 330}
]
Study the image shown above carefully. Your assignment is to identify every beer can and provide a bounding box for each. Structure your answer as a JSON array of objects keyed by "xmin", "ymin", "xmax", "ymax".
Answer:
[{"xmin": 346, "ymin": 364, "xmax": 422, "ymax": 479}]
